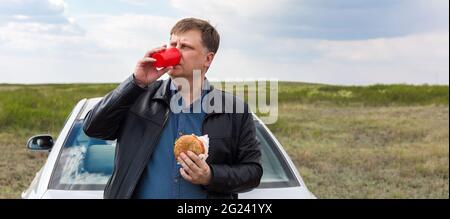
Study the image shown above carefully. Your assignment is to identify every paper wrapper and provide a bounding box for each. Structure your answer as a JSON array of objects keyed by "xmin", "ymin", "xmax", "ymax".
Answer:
[{"xmin": 197, "ymin": 134, "xmax": 209, "ymax": 161}]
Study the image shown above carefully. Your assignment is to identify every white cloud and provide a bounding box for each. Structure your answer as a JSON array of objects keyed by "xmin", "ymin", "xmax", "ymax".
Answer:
[
  {"xmin": 317, "ymin": 32, "xmax": 449, "ymax": 62},
  {"xmin": 168, "ymin": 0, "xmax": 448, "ymax": 84},
  {"xmin": 0, "ymin": 13, "xmax": 179, "ymax": 83},
  {"xmin": 118, "ymin": 0, "xmax": 148, "ymax": 6},
  {"xmin": 169, "ymin": 0, "xmax": 287, "ymax": 38},
  {"xmin": 171, "ymin": 0, "xmax": 287, "ymax": 19},
  {"xmin": 77, "ymin": 14, "xmax": 176, "ymax": 51},
  {"xmin": 0, "ymin": 0, "xmax": 84, "ymax": 53},
  {"xmin": 0, "ymin": 0, "xmax": 68, "ymax": 21},
  {"xmin": 207, "ymin": 32, "xmax": 449, "ymax": 85},
  {"xmin": 170, "ymin": 0, "xmax": 449, "ymax": 40},
  {"xmin": 0, "ymin": 1, "xmax": 448, "ymax": 85}
]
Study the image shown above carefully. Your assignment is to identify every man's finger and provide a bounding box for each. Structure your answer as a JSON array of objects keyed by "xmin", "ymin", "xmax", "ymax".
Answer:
[
  {"xmin": 141, "ymin": 57, "xmax": 156, "ymax": 63},
  {"xmin": 178, "ymin": 159, "xmax": 193, "ymax": 175},
  {"xmin": 181, "ymin": 152, "xmax": 201, "ymax": 173},
  {"xmin": 187, "ymin": 151, "xmax": 207, "ymax": 169},
  {"xmin": 180, "ymin": 168, "xmax": 193, "ymax": 182},
  {"xmin": 144, "ymin": 45, "xmax": 167, "ymax": 57}
]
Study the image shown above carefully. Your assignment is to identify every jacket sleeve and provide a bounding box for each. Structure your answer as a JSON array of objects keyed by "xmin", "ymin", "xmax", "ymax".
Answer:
[
  {"xmin": 83, "ymin": 75, "xmax": 146, "ymax": 140},
  {"xmin": 205, "ymin": 107, "xmax": 263, "ymax": 194}
]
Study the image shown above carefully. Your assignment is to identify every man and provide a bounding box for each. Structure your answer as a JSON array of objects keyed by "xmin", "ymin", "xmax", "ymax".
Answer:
[{"xmin": 83, "ymin": 18, "xmax": 262, "ymax": 199}]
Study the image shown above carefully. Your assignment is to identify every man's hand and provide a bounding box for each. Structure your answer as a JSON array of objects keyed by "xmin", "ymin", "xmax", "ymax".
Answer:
[
  {"xmin": 134, "ymin": 45, "xmax": 173, "ymax": 88},
  {"xmin": 178, "ymin": 151, "xmax": 212, "ymax": 185}
]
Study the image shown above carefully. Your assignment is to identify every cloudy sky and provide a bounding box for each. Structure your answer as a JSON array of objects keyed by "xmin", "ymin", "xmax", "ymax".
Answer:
[{"xmin": 0, "ymin": 0, "xmax": 448, "ymax": 85}]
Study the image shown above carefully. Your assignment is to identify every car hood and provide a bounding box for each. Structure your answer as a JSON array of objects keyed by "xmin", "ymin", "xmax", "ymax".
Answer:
[
  {"xmin": 239, "ymin": 186, "xmax": 316, "ymax": 199},
  {"xmin": 40, "ymin": 186, "xmax": 315, "ymax": 199},
  {"xmin": 42, "ymin": 190, "xmax": 104, "ymax": 199}
]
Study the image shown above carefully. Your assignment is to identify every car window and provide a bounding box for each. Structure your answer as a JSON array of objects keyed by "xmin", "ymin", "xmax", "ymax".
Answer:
[
  {"xmin": 49, "ymin": 119, "xmax": 299, "ymax": 190},
  {"xmin": 49, "ymin": 120, "xmax": 115, "ymax": 190},
  {"xmin": 255, "ymin": 122, "xmax": 300, "ymax": 188}
]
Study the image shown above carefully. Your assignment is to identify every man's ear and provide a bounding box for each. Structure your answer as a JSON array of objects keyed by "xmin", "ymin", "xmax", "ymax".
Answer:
[{"xmin": 204, "ymin": 52, "xmax": 215, "ymax": 68}]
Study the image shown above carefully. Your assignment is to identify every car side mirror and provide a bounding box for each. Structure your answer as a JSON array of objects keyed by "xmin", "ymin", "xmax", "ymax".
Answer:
[{"xmin": 26, "ymin": 135, "xmax": 54, "ymax": 151}]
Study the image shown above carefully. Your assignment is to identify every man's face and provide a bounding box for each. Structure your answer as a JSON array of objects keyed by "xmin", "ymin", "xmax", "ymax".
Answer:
[{"xmin": 168, "ymin": 30, "xmax": 214, "ymax": 80}]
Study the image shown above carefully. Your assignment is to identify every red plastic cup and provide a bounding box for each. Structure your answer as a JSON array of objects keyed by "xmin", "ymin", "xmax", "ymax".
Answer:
[{"xmin": 151, "ymin": 47, "xmax": 181, "ymax": 68}]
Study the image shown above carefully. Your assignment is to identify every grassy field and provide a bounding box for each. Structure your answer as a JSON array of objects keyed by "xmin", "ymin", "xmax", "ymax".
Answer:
[{"xmin": 0, "ymin": 82, "xmax": 448, "ymax": 198}]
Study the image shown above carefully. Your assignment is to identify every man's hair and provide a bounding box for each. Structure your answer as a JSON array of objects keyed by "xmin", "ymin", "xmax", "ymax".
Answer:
[{"xmin": 170, "ymin": 18, "xmax": 220, "ymax": 54}]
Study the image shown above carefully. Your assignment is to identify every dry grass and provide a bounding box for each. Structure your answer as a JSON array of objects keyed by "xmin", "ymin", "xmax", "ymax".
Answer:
[
  {"xmin": 268, "ymin": 104, "xmax": 449, "ymax": 198},
  {"xmin": 0, "ymin": 132, "xmax": 48, "ymax": 198}
]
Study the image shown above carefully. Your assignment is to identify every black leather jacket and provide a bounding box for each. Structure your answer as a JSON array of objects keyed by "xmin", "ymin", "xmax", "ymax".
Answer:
[{"xmin": 83, "ymin": 75, "xmax": 263, "ymax": 199}]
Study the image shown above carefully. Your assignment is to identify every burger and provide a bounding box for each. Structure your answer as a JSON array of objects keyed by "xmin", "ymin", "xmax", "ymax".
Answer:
[{"xmin": 174, "ymin": 134, "xmax": 208, "ymax": 161}]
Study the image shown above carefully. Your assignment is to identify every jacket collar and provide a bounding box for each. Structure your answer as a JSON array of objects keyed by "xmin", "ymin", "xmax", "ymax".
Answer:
[
  {"xmin": 152, "ymin": 79, "xmax": 171, "ymax": 104},
  {"xmin": 152, "ymin": 77, "xmax": 214, "ymax": 106},
  {"xmin": 152, "ymin": 79, "xmax": 241, "ymax": 117}
]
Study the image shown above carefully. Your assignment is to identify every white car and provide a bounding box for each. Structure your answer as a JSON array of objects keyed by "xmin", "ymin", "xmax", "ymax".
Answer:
[{"xmin": 22, "ymin": 98, "xmax": 315, "ymax": 199}]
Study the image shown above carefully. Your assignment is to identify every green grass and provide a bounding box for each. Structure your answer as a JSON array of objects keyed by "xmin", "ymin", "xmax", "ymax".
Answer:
[
  {"xmin": 0, "ymin": 84, "xmax": 117, "ymax": 133},
  {"xmin": 0, "ymin": 82, "xmax": 448, "ymax": 198},
  {"xmin": 278, "ymin": 82, "xmax": 449, "ymax": 106},
  {"xmin": 214, "ymin": 81, "xmax": 449, "ymax": 106}
]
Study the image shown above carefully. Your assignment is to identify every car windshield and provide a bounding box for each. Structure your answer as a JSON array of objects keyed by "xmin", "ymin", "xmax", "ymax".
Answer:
[{"xmin": 49, "ymin": 119, "xmax": 298, "ymax": 190}]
